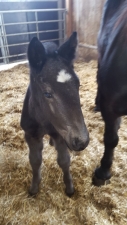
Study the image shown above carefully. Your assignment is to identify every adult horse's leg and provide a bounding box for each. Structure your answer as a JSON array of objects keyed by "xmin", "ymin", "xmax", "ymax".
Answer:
[
  {"xmin": 93, "ymin": 100, "xmax": 121, "ymax": 186},
  {"xmin": 94, "ymin": 87, "xmax": 101, "ymax": 112},
  {"xmin": 25, "ymin": 133, "xmax": 43, "ymax": 195},
  {"xmin": 94, "ymin": 63, "xmax": 101, "ymax": 112},
  {"xmin": 53, "ymin": 134, "xmax": 74, "ymax": 196}
]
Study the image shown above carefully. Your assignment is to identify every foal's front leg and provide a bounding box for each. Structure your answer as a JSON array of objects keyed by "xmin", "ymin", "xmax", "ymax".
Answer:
[
  {"xmin": 25, "ymin": 133, "xmax": 43, "ymax": 195},
  {"xmin": 53, "ymin": 135, "xmax": 74, "ymax": 197}
]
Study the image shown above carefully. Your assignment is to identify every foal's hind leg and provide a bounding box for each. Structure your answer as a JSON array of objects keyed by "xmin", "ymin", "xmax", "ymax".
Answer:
[
  {"xmin": 93, "ymin": 106, "xmax": 121, "ymax": 186},
  {"xmin": 53, "ymin": 135, "xmax": 74, "ymax": 197},
  {"xmin": 25, "ymin": 133, "xmax": 43, "ymax": 195}
]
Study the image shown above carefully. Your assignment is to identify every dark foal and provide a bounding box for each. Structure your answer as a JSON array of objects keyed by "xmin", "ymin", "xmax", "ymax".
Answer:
[
  {"xmin": 20, "ymin": 32, "xmax": 89, "ymax": 196},
  {"xmin": 93, "ymin": 0, "xmax": 127, "ymax": 186}
]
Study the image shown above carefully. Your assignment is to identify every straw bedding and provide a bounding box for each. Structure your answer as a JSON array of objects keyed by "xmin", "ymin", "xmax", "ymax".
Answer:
[{"xmin": 0, "ymin": 61, "xmax": 127, "ymax": 225}]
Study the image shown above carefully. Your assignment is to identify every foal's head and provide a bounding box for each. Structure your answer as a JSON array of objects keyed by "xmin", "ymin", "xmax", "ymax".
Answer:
[{"xmin": 28, "ymin": 32, "xmax": 89, "ymax": 151}]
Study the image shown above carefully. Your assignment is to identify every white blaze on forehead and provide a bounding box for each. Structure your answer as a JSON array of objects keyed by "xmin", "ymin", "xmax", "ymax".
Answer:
[{"xmin": 57, "ymin": 69, "xmax": 71, "ymax": 83}]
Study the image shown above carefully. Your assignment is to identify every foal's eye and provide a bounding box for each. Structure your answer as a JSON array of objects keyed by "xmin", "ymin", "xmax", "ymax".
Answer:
[{"xmin": 44, "ymin": 92, "xmax": 52, "ymax": 98}]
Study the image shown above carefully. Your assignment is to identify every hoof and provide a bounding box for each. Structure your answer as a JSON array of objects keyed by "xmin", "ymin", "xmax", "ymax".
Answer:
[
  {"xmin": 28, "ymin": 190, "xmax": 37, "ymax": 197},
  {"xmin": 92, "ymin": 174, "xmax": 110, "ymax": 186},
  {"xmin": 92, "ymin": 167, "xmax": 111, "ymax": 186},
  {"xmin": 28, "ymin": 185, "xmax": 39, "ymax": 196},
  {"xmin": 28, "ymin": 189, "xmax": 38, "ymax": 196},
  {"xmin": 28, "ymin": 191, "xmax": 37, "ymax": 197},
  {"xmin": 65, "ymin": 188, "xmax": 75, "ymax": 197}
]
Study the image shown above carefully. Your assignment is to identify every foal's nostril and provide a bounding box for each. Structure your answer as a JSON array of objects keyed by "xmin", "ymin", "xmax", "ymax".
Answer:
[
  {"xmin": 72, "ymin": 137, "xmax": 89, "ymax": 151},
  {"xmin": 72, "ymin": 138, "xmax": 79, "ymax": 148}
]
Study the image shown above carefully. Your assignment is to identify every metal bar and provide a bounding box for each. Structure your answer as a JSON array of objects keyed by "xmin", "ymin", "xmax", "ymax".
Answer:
[
  {"xmin": 0, "ymin": 13, "xmax": 6, "ymax": 63},
  {"xmin": 0, "ymin": 29, "xmax": 64, "ymax": 37},
  {"xmin": 0, "ymin": 53, "xmax": 26, "ymax": 60},
  {"xmin": 0, "ymin": 9, "xmax": 66, "ymax": 13},
  {"xmin": 65, "ymin": 0, "xmax": 73, "ymax": 37},
  {"xmin": 1, "ymin": 13, "xmax": 10, "ymax": 62},
  {"xmin": 1, "ymin": 19, "xmax": 64, "ymax": 26},
  {"xmin": 35, "ymin": 11, "xmax": 39, "ymax": 39},
  {"xmin": 79, "ymin": 43, "xmax": 97, "ymax": 50},
  {"xmin": 0, "ymin": 0, "xmax": 58, "ymax": 1},
  {"xmin": 63, "ymin": 10, "xmax": 67, "ymax": 42},
  {"xmin": 0, "ymin": 35, "xmax": 65, "ymax": 59},
  {"xmin": 58, "ymin": 0, "xmax": 63, "ymax": 46},
  {"xmin": 0, "ymin": 7, "xmax": 66, "ymax": 65},
  {"xmin": 0, "ymin": 38, "xmax": 64, "ymax": 53},
  {"xmin": 0, "ymin": 13, "xmax": 9, "ymax": 63}
]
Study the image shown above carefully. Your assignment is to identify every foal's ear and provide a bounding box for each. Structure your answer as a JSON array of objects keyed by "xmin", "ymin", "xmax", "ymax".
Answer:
[
  {"xmin": 27, "ymin": 37, "xmax": 46, "ymax": 70},
  {"xmin": 58, "ymin": 32, "xmax": 77, "ymax": 63}
]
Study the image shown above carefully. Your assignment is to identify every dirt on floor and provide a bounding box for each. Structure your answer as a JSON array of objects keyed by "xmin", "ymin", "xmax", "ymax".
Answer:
[{"xmin": 0, "ymin": 61, "xmax": 127, "ymax": 225}]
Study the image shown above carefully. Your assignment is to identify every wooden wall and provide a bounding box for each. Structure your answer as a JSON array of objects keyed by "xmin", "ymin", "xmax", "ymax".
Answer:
[{"xmin": 66, "ymin": 0, "xmax": 105, "ymax": 61}]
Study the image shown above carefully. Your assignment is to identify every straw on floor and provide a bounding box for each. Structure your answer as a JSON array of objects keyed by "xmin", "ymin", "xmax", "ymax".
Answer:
[{"xmin": 0, "ymin": 61, "xmax": 127, "ymax": 225}]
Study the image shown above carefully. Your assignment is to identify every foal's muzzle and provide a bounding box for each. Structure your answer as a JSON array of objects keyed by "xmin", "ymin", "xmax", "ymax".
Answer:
[{"xmin": 71, "ymin": 134, "xmax": 89, "ymax": 151}]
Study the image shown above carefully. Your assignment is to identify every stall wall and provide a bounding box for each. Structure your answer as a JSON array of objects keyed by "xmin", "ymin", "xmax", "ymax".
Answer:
[{"xmin": 72, "ymin": 0, "xmax": 105, "ymax": 61}]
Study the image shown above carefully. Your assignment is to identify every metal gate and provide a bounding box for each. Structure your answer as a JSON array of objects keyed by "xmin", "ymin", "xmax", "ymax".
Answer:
[{"xmin": 0, "ymin": 0, "xmax": 66, "ymax": 64}]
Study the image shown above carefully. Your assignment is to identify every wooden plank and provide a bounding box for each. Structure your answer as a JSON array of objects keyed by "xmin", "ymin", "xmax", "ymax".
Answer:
[
  {"xmin": 72, "ymin": 0, "xmax": 105, "ymax": 60},
  {"xmin": 65, "ymin": 0, "xmax": 73, "ymax": 37}
]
